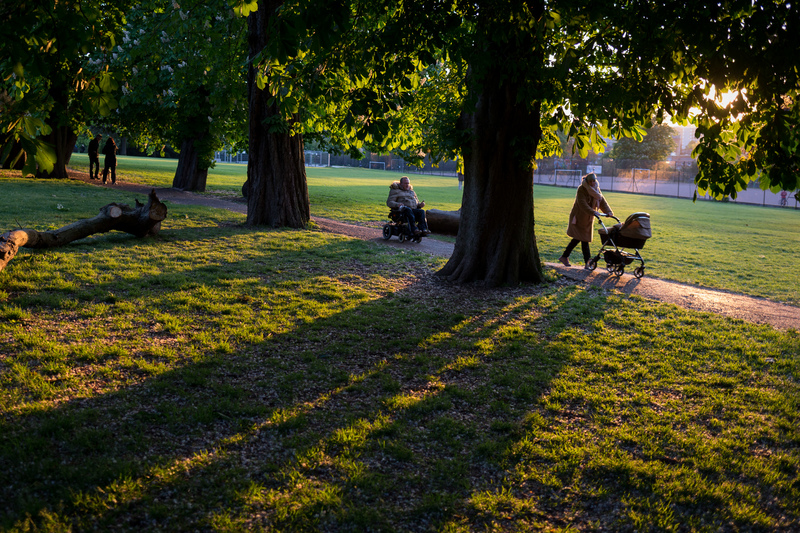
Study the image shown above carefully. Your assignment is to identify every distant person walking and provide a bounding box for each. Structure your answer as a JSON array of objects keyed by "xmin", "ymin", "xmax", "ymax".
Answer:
[
  {"xmin": 102, "ymin": 137, "xmax": 117, "ymax": 184},
  {"xmin": 558, "ymin": 173, "xmax": 614, "ymax": 269},
  {"xmin": 780, "ymin": 190, "xmax": 788, "ymax": 206},
  {"xmin": 87, "ymin": 134, "xmax": 102, "ymax": 180}
]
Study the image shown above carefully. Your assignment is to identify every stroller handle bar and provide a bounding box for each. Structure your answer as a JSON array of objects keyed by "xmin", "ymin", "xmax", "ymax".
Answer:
[{"xmin": 594, "ymin": 213, "xmax": 620, "ymax": 223}]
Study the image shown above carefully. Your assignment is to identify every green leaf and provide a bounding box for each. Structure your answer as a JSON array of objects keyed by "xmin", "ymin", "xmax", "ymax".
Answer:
[
  {"xmin": 18, "ymin": 135, "xmax": 56, "ymax": 176},
  {"xmin": 98, "ymin": 72, "xmax": 118, "ymax": 92},
  {"xmin": 230, "ymin": 0, "xmax": 258, "ymax": 17}
]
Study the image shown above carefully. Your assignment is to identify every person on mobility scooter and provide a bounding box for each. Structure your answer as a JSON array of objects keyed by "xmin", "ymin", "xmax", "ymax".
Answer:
[{"xmin": 383, "ymin": 176, "xmax": 430, "ymax": 243}]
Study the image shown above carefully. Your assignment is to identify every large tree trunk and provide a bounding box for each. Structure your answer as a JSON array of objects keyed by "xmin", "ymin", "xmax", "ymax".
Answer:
[
  {"xmin": 243, "ymin": 0, "xmax": 309, "ymax": 228},
  {"xmin": 0, "ymin": 190, "xmax": 167, "ymax": 273},
  {"xmin": 438, "ymin": 74, "xmax": 544, "ymax": 287},
  {"xmin": 35, "ymin": 123, "xmax": 77, "ymax": 179},
  {"xmin": 172, "ymin": 136, "xmax": 209, "ymax": 192},
  {"xmin": 35, "ymin": 85, "xmax": 76, "ymax": 179}
]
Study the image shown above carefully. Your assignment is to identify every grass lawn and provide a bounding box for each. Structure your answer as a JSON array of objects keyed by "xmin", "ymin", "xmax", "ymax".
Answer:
[
  {"xmin": 68, "ymin": 154, "xmax": 800, "ymax": 305},
  {"xmin": 0, "ymin": 166, "xmax": 798, "ymax": 531}
]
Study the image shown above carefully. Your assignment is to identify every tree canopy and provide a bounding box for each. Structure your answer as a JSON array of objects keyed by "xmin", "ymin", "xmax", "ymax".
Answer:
[
  {"xmin": 610, "ymin": 125, "xmax": 678, "ymax": 161},
  {"xmin": 252, "ymin": 0, "xmax": 799, "ymax": 193},
  {"xmin": 104, "ymin": 0, "xmax": 250, "ymax": 190},
  {"xmin": 3, "ymin": 0, "xmax": 798, "ymax": 284},
  {"xmin": 0, "ymin": 0, "xmax": 131, "ymax": 177},
  {"xmin": 682, "ymin": 1, "xmax": 800, "ymax": 200},
  {"xmin": 242, "ymin": 0, "xmax": 799, "ymax": 283}
]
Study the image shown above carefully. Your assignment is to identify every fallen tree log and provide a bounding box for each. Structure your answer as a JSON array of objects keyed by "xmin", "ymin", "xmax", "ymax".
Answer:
[
  {"xmin": 426, "ymin": 208, "xmax": 461, "ymax": 236},
  {"xmin": 0, "ymin": 189, "xmax": 167, "ymax": 273}
]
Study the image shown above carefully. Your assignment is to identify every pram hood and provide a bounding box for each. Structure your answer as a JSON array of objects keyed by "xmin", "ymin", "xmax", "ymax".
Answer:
[
  {"xmin": 599, "ymin": 212, "xmax": 652, "ymax": 240},
  {"xmin": 619, "ymin": 212, "xmax": 651, "ymax": 240}
]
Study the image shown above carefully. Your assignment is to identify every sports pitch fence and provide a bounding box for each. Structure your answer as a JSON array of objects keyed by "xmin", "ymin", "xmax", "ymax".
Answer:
[
  {"xmin": 535, "ymin": 169, "xmax": 798, "ymax": 209},
  {"xmin": 304, "ymin": 150, "xmax": 798, "ymax": 209}
]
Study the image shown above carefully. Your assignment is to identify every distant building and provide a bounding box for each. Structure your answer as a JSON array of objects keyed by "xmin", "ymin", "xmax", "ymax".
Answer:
[{"xmin": 680, "ymin": 126, "xmax": 697, "ymax": 149}]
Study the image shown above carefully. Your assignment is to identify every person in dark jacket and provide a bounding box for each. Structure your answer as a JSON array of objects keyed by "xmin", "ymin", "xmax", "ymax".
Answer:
[
  {"xmin": 102, "ymin": 137, "xmax": 117, "ymax": 184},
  {"xmin": 87, "ymin": 134, "xmax": 102, "ymax": 180}
]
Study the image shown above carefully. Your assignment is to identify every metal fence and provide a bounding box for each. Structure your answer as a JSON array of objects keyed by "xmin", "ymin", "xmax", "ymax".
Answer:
[
  {"xmin": 214, "ymin": 150, "xmax": 248, "ymax": 163},
  {"xmin": 325, "ymin": 152, "xmax": 459, "ymax": 176},
  {"xmin": 533, "ymin": 159, "xmax": 798, "ymax": 209},
  {"xmin": 312, "ymin": 151, "xmax": 799, "ymax": 209}
]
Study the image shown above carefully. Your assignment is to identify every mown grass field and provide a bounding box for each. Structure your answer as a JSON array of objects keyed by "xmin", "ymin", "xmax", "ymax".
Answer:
[
  {"xmin": 0, "ymin": 162, "xmax": 798, "ymax": 532},
  {"xmin": 68, "ymin": 153, "xmax": 800, "ymax": 305}
]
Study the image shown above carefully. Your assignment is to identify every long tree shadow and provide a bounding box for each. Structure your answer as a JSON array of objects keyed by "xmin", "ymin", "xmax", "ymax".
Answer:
[
  {"xmin": 2, "ymin": 226, "xmax": 798, "ymax": 531},
  {"xmin": 0, "ymin": 224, "xmax": 593, "ymax": 530}
]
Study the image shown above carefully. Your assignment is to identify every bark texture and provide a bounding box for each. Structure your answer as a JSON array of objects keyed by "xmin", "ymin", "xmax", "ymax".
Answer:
[
  {"xmin": 172, "ymin": 136, "xmax": 209, "ymax": 192},
  {"xmin": 438, "ymin": 74, "xmax": 544, "ymax": 286},
  {"xmin": 244, "ymin": 0, "xmax": 310, "ymax": 228},
  {"xmin": 0, "ymin": 190, "xmax": 167, "ymax": 273}
]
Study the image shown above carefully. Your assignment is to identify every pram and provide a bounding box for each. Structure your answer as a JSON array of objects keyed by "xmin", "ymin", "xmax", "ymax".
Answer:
[
  {"xmin": 382, "ymin": 208, "xmax": 426, "ymax": 243},
  {"xmin": 586, "ymin": 212, "xmax": 651, "ymax": 278}
]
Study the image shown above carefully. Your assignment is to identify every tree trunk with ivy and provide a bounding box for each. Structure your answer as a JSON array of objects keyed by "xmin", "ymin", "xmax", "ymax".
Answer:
[
  {"xmin": 438, "ymin": 71, "xmax": 545, "ymax": 286},
  {"xmin": 243, "ymin": 0, "xmax": 309, "ymax": 228}
]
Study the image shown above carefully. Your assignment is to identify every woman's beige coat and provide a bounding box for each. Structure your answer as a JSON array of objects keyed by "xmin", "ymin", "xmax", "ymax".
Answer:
[{"xmin": 566, "ymin": 180, "xmax": 613, "ymax": 242}]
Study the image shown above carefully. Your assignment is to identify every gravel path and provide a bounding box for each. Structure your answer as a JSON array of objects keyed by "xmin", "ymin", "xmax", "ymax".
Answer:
[{"xmin": 75, "ymin": 174, "xmax": 800, "ymax": 332}]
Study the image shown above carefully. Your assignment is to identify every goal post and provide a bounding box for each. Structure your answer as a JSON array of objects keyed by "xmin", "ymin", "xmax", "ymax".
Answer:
[
  {"xmin": 369, "ymin": 161, "xmax": 386, "ymax": 170},
  {"xmin": 304, "ymin": 150, "xmax": 327, "ymax": 167}
]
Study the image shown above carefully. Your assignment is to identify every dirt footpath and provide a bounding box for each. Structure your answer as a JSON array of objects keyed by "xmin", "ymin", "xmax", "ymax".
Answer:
[
  {"xmin": 75, "ymin": 174, "xmax": 800, "ymax": 332},
  {"xmin": 315, "ymin": 217, "xmax": 800, "ymax": 331},
  {"xmin": 549, "ymin": 264, "xmax": 800, "ymax": 331}
]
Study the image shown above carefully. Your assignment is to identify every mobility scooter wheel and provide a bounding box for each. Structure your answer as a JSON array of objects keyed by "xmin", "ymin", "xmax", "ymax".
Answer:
[{"xmin": 382, "ymin": 225, "xmax": 392, "ymax": 240}]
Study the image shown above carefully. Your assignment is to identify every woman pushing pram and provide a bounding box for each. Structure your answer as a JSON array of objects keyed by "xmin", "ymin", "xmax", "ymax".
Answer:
[
  {"xmin": 558, "ymin": 173, "xmax": 652, "ymax": 278},
  {"xmin": 558, "ymin": 173, "xmax": 615, "ymax": 269}
]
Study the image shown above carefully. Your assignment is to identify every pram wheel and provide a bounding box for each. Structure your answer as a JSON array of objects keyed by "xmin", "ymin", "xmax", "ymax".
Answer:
[
  {"xmin": 633, "ymin": 266, "xmax": 645, "ymax": 279},
  {"xmin": 587, "ymin": 257, "xmax": 598, "ymax": 271},
  {"xmin": 608, "ymin": 263, "xmax": 624, "ymax": 276},
  {"xmin": 382, "ymin": 225, "xmax": 392, "ymax": 240}
]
